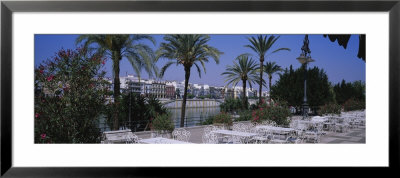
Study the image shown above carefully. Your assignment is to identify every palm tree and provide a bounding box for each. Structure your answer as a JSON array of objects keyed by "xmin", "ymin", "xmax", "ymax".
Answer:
[
  {"xmin": 222, "ymin": 54, "xmax": 259, "ymax": 109},
  {"xmin": 264, "ymin": 61, "xmax": 283, "ymax": 103},
  {"xmin": 157, "ymin": 34, "xmax": 222, "ymax": 127},
  {"xmin": 245, "ymin": 35, "xmax": 290, "ymax": 104},
  {"xmin": 76, "ymin": 34, "xmax": 157, "ymax": 130},
  {"xmin": 323, "ymin": 34, "xmax": 365, "ymax": 61}
]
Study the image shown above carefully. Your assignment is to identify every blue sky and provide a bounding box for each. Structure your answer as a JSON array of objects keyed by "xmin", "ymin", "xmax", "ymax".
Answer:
[{"xmin": 34, "ymin": 34, "xmax": 365, "ymax": 89}]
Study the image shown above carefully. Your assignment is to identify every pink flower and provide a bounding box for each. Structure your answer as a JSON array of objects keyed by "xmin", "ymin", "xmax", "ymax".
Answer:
[
  {"xmin": 39, "ymin": 69, "xmax": 44, "ymax": 74},
  {"xmin": 35, "ymin": 113, "xmax": 39, "ymax": 118},
  {"xmin": 102, "ymin": 60, "xmax": 105, "ymax": 65},
  {"xmin": 63, "ymin": 86, "xmax": 69, "ymax": 92},
  {"xmin": 46, "ymin": 75, "xmax": 54, "ymax": 82},
  {"xmin": 40, "ymin": 133, "xmax": 46, "ymax": 139}
]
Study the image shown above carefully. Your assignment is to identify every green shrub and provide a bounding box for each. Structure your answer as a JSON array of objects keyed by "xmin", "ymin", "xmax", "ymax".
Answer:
[
  {"xmin": 220, "ymin": 98, "xmax": 248, "ymax": 113},
  {"xmin": 34, "ymin": 47, "xmax": 108, "ymax": 143},
  {"xmin": 213, "ymin": 112, "xmax": 233, "ymax": 126},
  {"xmin": 250, "ymin": 104, "xmax": 258, "ymax": 110},
  {"xmin": 319, "ymin": 102, "xmax": 341, "ymax": 115},
  {"xmin": 235, "ymin": 110, "xmax": 252, "ymax": 122},
  {"xmin": 103, "ymin": 94, "xmax": 168, "ymax": 131},
  {"xmin": 151, "ymin": 113, "xmax": 174, "ymax": 133},
  {"xmin": 343, "ymin": 98, "xmax": 365, "ymax": 111},
  {"xmin": 251, "ymin": 101, "xmax": 291, "ymax": 126},
  {"xmin": 200, "ymin": 115, "xmax": 215, "ymax": 125}
]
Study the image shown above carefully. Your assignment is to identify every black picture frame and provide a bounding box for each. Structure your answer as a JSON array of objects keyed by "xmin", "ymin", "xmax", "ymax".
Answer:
[{"xmin": 1, "ymin": 0, "xmax": 399, "ymax": 177}]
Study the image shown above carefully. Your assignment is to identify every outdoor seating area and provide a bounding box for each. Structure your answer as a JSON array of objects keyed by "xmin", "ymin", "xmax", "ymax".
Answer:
[{"xmin": 100, "ymin": 110, "xmax": 365, "ymax": 144}]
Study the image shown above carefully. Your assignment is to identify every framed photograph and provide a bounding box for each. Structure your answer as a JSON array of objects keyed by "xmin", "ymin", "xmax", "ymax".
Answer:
[{"xmin": 1, "ymin": 0, "xmax": 399, "ymax": 177}]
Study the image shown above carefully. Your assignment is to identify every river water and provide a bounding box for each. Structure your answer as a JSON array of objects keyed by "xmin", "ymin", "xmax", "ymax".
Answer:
[
  {"xmin": 98, "ymin": 106, "xmax": 221, "ymax": 131},
  {"xmin": 168, "ymin": 107, "xmax": 220, "ymax": 128}
]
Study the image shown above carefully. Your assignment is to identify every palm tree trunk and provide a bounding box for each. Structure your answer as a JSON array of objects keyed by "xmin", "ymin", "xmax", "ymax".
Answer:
[
  {"xmin": 242, "ymin": 80, "xmax": 247, "ymax": 110},
  {"xmin": 269, "ymin": 75, "xmax": 272, "ymax": 104},
  {"xmin": 259, "ymin": 56, "xmax": 264, "ymax": 104},
  {"xmin": 181, "ymin": 66, "xmax": 191, "ymax": 128},
  {"xmin": 112, "ymin": 51, "xmax": 121, "ymax": 130}
]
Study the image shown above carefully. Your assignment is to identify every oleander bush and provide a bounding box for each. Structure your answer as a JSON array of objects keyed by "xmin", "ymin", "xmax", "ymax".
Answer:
[
  {"xmin": 220, "ymin": 98, "xmax": 248, "ymax": 113},
  {"xmin": 343, "ymin": 98, "xmax": 365, "ymax": 112},
  {"xmin": 200, "ymin": 115, "xmax": 214, "ymax": 125},
  {"xmin": 151, "ymin": 113, "xmax": 174, "ymax": 133},
  {"xmin": 235, "ymin": 110, "xmax": 252, "ymax": 122},
  {"xmin": 251, "ymin": 100, "xmax": 291, "ymax": 126},
  {"xmin": 34, "ymin": 47, "xmax": 109, "ymax": 143},
  {"xmin": 319, "ymin": 102, "xmax": 342, "ymax": 116},
  {"xmin": 212, "ymin": 112, "xmax": 233, "ymax": 126}
]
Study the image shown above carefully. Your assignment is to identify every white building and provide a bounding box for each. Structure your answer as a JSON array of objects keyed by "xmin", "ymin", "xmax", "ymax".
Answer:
[
  {"xmin": 176, "ymin": 81, "xmax": 185, "ymax": 98},
  {"xmin": 262, "ymin": 91, "xmax": 270, "ymax": 98}
]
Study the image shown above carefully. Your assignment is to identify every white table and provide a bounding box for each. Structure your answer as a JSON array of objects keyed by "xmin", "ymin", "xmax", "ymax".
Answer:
[
  {"xmin": 255, "ymin": 126, "xmax": 295, "ymax": 133},
  {"xmin": 255, "ymin": 126, "xmax": 295, "ymax": 140},
  {"xmin": 211, "ymin": 130, "xmax": 258, "ymax": 137},
  {"xmin": 311, "ymin": 116, "xmax": 328, "ymax": 123},
  {"xmin": 297, "ymin": 120, "xmax": 326, "ymax": 128},
  {"xmin": 102, "ymin": 129, "xmax": 133, "ymax": 143},
  {"xmin": 139, "ymin": 137, "xmax": 195, "ymax": 144},
  {"xmin": 211, "ymin": 130, "xmax": 258, "ymax": 144}
]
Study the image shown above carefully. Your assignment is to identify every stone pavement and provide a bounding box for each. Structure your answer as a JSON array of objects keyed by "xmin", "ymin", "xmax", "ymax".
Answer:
[
  {"xmin": 134, "ymin": 122, "xmax": 366, "ymax": 144},
  {"xmin": 320, "ymin": 125, "xmax": 365, "ymax": 144}
]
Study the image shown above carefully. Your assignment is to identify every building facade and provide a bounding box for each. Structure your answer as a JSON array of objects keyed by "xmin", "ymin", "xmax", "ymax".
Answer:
[
  {"xmin": 150, "ymin": 81, "xmax": 166, "ymax": 98},
  {"xmin": 165, "ymin": 85, "xmax": 175, "ymax": 99}
]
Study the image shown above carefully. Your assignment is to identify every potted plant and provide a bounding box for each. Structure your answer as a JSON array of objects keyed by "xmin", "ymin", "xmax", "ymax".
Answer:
[{"xmin": 151, "ymin": 113, "xmax": 175, "ymax": 138}]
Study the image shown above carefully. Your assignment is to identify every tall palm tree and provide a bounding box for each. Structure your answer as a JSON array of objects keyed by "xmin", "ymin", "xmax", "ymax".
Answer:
[
  {"xmin": 157, "ymin": 34, "xmax": 222, "ymax": 127},
  {"xmin": 264, "ymin": 61, "xmax": 283, "ymax": 103},
  {"xmin": 76, "ymin": 34, "xmax": 157, "ymax": 130},
  {"xmin": 245, "ymin": 35, "xmax": 290, "ymax": 104},
  {"xmin": 222, "ymin": 54, "xmax": 259, "ymax": 109}
]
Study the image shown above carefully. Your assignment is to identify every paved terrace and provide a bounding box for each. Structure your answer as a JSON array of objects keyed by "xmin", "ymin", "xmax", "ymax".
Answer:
[{"xmin": 133, "ymin": 116, "xmax": 366, "ymax": 144}]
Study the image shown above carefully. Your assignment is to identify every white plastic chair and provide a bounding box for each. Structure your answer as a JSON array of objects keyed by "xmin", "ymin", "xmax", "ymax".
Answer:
[
  {"xmin": 172, "ymin": 128, "xmax": 191, "ymax": 142},
  {"xmin": 269, "ymin": 130, "xmax": 291, "ymax": 144},
  {"xmin": 125, "ymin": 132, "xmax": 139, "ymax": 144},
  {"xmin": 304, "ymin": 123, "xmax": 323, "ymax": 143},
  {"xmin": 202, "ymin": 132, "xmax": 219, "ymax": 144}
]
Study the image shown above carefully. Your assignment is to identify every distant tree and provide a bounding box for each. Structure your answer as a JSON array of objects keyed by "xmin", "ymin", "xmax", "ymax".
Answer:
[
  {"xmin": 263, "ymin": 61, "xmax": 283, "ymax": 103},
  {"xmin": 175, "ymin": 88, "xmax": 181, "ymax": 98},
  {"xmin": 187, "ymin": 93, "xmax": 195, "ymax": 99},
  {"xmin": 222, "ymin": 54, "xmax": 259, "ymax": 110},
  {"xmin": 245, "ymin": 35, "xmax": 290, "ymax": 104},
  {"xmin": 157, "ymin": 35, "xmax": 223, "ymax": 127},
  {"xmin": 333, "ymin": 80, "xmax": 365, "ymax": 105}
]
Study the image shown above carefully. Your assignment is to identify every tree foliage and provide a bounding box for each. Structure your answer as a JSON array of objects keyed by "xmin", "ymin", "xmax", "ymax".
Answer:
[
  {"xmin": 219, "ymin": 98, "xmax": 249, "ymax": 113},
  {"xmin": 222, "ymin": 54, "xmax": 259, "ymax": 109},
  {"xmin": 103, "ymin": 94, "xmax": 168, "ymax": 131},
  {"xmin": 76, "ymin": 34, "xmax": 157, "ymax": 130},
  {"xmin": 333, "ymin": 80, "xmax": 365, "ymax": 105},
  {"xmin": 157, "ymin": 34, "xmax": 223, "ymax": 127},
  {"xmin": 244, "ymin": 35, "xmax": 290, "ymax": 104},
  {"xmin": 270, "ymin": 65, "xmax": 334, "ymax": 112}
]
